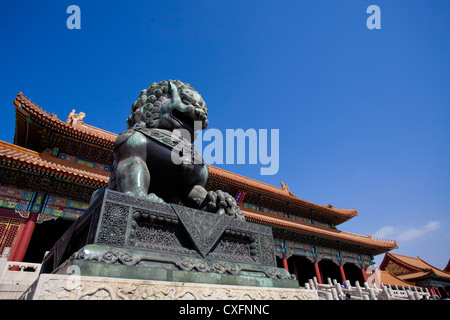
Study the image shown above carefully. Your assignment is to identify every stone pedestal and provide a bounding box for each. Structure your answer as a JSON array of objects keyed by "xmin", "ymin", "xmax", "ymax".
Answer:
[{"xmin": 26, "ymin": 190, "xmax": 302, "ymax": 299}]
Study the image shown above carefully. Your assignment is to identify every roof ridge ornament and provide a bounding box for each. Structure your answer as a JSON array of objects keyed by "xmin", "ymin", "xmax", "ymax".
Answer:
[
  {"xmin": 66, "ymin": 109, "xmax": 86, "ymax": 127},
  {"xmin": 280, "ymin": 181, "xmax": 295, "ymax": 196}
]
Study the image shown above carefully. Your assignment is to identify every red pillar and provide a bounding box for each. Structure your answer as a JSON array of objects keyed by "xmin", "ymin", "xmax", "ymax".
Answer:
[
  {"xmin": 282, "ymin": 253, "xmax": 289, "ymax": 271},
  {"xmin": 339, "ymin": 264, "xmax": 347, "ymax": 283},
  {"xmin": 431, "ymin": 287, "xmax": 437, "ymax": 297},
  {"xmin": 430, "ymin": 287, "xmax": 436, "ymax": 296},
  {"xmin": 314, "ymin": 259, "xmax": 323, "ymax": 284},
  {"xmin": 291, "ymin": 256, "xmax": 299, "ymax": 281},
  {"xmin": 8, "ymin": 211, "xmax": 39, "ymax": 262},
  {"xmin": 361, "ymin": 266, "xmax": 368, "ymax": 283}
]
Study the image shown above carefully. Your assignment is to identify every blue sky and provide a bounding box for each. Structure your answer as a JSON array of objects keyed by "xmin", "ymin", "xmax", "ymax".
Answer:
[{"xmin": 1, "ymin": 0, "xmax": 449, "ymax": 268}]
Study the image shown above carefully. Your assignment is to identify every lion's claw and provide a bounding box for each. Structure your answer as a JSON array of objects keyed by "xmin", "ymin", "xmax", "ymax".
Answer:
[{"xmin": 200, "ymin": 190, "xmax": 245, "ymax": 221}]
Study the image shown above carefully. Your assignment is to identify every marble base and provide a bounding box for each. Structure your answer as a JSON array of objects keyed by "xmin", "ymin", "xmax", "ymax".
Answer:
[{"xmin": 20, "ymin": 273, "xmax": 318, "ymax": 300}]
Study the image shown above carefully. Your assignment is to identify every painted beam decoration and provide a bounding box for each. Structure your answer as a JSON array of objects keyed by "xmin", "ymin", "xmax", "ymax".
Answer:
[
  {"xmin": 234, "ymin": 190, "xmax": 247, "ymax": 205},
  {"xmin": 274, "ymin": 239, "xmax": 315, "ymax": 259},
  {"xmin": 54, "ymin": 148, "xmax": 112, "ymax": 172},
  {"xmin": 0, "ymin": 186, "xmax": 89, "ymax": 223},
  {"xmin": 274, "ymin": 238, "xmax": 372, "ymax": 266}
]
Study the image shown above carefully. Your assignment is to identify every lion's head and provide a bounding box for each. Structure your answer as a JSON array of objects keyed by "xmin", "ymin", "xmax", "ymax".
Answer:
[{"xmin": 126, "ymin": 80, "xmax": 209, "ymax": 136}]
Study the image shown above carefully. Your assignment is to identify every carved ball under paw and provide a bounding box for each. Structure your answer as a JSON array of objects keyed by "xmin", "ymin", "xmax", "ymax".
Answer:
[
  {"xmin": 146, "ymin": 193, "xmax": 166, "ymax": 204},
  {"xmin": 128, "ymin": 191, "xmax": 166, "ymax": 204}
]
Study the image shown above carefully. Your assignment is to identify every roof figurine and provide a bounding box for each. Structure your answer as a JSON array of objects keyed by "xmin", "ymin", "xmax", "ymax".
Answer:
[{"xmin": 66, "ymin": 109, "xmax": 86, "ymax": 127}]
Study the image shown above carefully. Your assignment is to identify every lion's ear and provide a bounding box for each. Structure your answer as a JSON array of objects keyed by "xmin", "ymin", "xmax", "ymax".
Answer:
[
  {"xmin": 167, "ymin": 81, "xmax": 175, "ymax": 95},
  {"xmin": 168, "ymin": 81, "xmax": 182, "ymax": 103}
]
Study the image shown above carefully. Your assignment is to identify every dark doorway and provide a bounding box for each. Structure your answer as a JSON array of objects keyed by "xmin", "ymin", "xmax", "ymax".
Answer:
[
  {"xmin": 275, "ymin": 255, "xmax": 284, "ymax": 269},
  {"xmin": 437, "ymin": 287, "xmax": 449, "ymax": 298},
  {"xmin": 23, "ymin": 218, "xmax": 75, "ymax": 263},
  {"xmin": 319, "ymin": 259, "xmax": 341, "ymax": 284},
  {"xmin": 444, "ymin": 286, "xmax": 450, "ymax": 298},
  {"xmin": 343, "ymin": 263, "xmax": 365, "ymax": 286},
  {"xmin": 293, "ymin": 255, "xmax": 316, "ymax": 286}
]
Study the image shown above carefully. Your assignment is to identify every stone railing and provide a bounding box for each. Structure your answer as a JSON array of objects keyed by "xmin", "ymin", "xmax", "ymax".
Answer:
[
  {"xmin": 2, "ymin": 261, "xmax": 41, "ymax": 279},
  {"xmin": 303, "ymin": 277, "xmax": 431, "ymax": 300},
  {"xmin": 0, "ymin": 248, "xmax": 42, "ymax": 300}
]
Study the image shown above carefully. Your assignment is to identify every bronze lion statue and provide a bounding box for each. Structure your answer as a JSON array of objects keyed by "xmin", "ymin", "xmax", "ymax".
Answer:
[{"xmin": 107, "ymin": 80, "xmax": 245, "ymax": 221}]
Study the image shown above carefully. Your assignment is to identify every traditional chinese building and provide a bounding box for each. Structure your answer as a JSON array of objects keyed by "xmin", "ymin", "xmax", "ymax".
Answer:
[
  {"xmin": 0, "ymin": 92, "xmax": 398, "ymax": 287},
  {"xmin": 379, "ymin": 252, "xmax": 450, "ymax": 298}
]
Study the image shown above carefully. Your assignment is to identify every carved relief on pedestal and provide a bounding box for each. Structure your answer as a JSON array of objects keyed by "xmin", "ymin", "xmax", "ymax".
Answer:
[{"xmin": 26, "ymin": 274, "xmax": 318, "ymax": 300}]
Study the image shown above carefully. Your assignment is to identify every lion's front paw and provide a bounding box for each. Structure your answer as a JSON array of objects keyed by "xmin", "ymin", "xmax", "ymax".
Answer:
[{"xmin": 200, "ymin": 190, "xmax": 245, "ymax": 221}]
